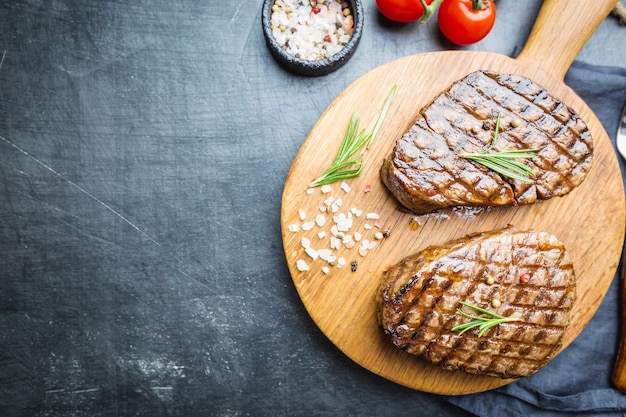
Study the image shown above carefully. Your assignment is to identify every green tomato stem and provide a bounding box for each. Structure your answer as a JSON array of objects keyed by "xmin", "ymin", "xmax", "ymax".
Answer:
[
  {"xmin": 472, "ymin": 0, "xmax": 489, "ymax": 11},
  {"xmin": 419, "ymin": 0, "xmax": 445, "ymax": 24}
]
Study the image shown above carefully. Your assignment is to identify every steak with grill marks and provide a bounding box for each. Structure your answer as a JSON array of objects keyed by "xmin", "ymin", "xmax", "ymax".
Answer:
[
  {"xmin": 378, "ymin": 227, "xmax": 576, "ymax": 379},
  {"xmin": 380, "ymin": 70, "xmax": 593, "ymax": 215}
]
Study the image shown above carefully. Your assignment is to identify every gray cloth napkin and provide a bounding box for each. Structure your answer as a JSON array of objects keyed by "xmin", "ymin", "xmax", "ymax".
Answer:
[{"xmin": 447, "ymin": 60, "xmax": 626, "ymax": 417}]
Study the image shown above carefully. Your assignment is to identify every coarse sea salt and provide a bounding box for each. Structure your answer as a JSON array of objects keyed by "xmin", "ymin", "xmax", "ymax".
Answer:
[
  {"xmin": 290, "ymin": 182, "xmax": 390, "ymax": 275},
  {"xmin": 305, "ymin": 246, "xmax": 319, "ymax": 260},
  {"xmin": 270, "ymin": 0, "xmax": 355, "ymax": 61},
  {"xmin": 297, "ymin": 259, "xmax": 309, "ymax": 271}
]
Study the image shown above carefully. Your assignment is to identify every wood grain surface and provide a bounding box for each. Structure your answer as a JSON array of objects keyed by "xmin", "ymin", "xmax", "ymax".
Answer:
[
  {"xmin": 613, "ymin": 250, "xmax": 626, "ymax": 392},
  {"xmin": 281, "ymin": 0, "xmax": 624, "ymax": 395}
]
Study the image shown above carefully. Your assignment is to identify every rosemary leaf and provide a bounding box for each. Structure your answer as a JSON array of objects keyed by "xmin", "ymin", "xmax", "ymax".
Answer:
[
  {"xmin": 309, "ymin": 86, "xmax": 397, "ymax": 188},
  {"xmin": 315, "ymin": 157, "xmax": 364, "ymax": 182},
  {"xmin": 451, "ymin": 301, "xmax": 518, "ymax": 337},
  {"xmin": 462, "ymin": 112, "xmax": 540, "ymax": 183},
  {"xmin": 463, "ymin": 153, "xmax": 537, "ymax": 183}
]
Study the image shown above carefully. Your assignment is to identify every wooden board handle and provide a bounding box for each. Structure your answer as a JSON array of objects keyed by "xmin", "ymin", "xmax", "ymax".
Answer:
[
  {"xmin": 516, "ymin": 0, "xmax": 617, "ymax": 80},
  {"xmin": 612, "ymin": 246, "xmax": 626, "ymax": 393}
]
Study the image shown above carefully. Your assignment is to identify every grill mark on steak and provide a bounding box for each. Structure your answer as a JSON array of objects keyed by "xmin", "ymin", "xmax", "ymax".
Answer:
[
  {"xmin": 477, "ymin": 71, "xmax": 592, "ymax": 197},
  {"xmin": 380, "ymin": 70, "xmax": 593, "ymax": 215},
  {"xmin": 378, "ymin": 227, "xmax": 576, "ymax": 379}
]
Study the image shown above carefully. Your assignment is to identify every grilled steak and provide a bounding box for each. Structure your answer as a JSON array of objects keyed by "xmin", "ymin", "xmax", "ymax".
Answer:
[
  {"xmin": 379, "ymin": 227, "xmax": 576, "ymax": 379},
  {"xmin": 380, "ymin": 70, "xmax": 593, "ymax": 215}
]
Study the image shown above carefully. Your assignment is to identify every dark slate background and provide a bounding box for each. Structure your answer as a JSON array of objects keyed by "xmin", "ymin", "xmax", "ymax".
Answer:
[{"xmin": 0, "ymin": 1, "xmax": 624, "ymax": 416}]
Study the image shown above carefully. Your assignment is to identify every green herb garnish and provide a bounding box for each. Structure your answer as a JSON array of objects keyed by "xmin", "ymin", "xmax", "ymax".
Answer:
[
  {"xmin": 451, "ymin": 301, "xmax": 519, "ymax": 337},
  {"xmin": 309, "ymin": 85, "xmax": 397, "ymax": 188},
  {"xmin": 462, "ymin": 113, "xmax": 539, "ymax": 183}
]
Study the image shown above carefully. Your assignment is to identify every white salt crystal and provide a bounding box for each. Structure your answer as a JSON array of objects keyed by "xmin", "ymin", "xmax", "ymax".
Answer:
[{"xmin": 296, "ymin": 259, "xmax": 309, "ymax": 271}]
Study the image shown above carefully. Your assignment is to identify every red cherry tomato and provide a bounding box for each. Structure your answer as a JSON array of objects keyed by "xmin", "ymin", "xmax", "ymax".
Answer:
[
  {"xmin": 376, "ymin": 0, "xmax": 433, "ymax": 23},
  {"xmin": 437, "ymin": 0, "xmax": 496, "ymax": 45}
]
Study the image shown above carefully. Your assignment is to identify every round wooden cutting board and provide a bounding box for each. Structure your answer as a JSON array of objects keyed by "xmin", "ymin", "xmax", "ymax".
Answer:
[{"xmin": 281, "ymin": 0, "xmax": 624, "ymax": 395}]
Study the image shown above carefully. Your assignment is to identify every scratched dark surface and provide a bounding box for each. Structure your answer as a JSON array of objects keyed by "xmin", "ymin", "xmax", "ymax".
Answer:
[{"xmin": 0, "ymin": 1, "xmax": 624, "ymax": 416}]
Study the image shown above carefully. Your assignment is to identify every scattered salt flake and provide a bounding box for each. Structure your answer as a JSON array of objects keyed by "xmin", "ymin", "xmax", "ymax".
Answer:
[
  {"xmin": 297, "ymin": 259, "xmax": 309, "ymax": 271},
  {"xmin": 336, "ymin": 218, "xmax": 351, "ymax": 232},
  {"xmin": 305, "ymin": 246, "xmax": 319, "ymax": 261},
  {"xmin": 318, "ymin": 249, "xmax": 333, "ymax": 261},
  {"xmin": 334, "ymin": 214, "xmax": 352, "ymax": 232},
  {"xmin": 294, "ymin": 172, "xmax": 385, "ymax": 274}
]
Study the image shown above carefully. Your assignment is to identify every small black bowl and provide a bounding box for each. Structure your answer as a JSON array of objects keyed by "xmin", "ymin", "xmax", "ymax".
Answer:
[{"xmin": 262, "ymin": 0, "xmax": 364, "ymax": 77}]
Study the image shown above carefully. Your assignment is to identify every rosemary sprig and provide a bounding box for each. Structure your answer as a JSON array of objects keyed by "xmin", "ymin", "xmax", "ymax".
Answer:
[
  {"xmin": 451, "ymin": 301, "xmax": 519, "ymax": 337},
  {"xmin": 462, "ymin": 113, "xmax": 540, "ymax": 183},
  {"xmin": 309, "ymin": 85, "xmax": 397, "ymax": 188}
]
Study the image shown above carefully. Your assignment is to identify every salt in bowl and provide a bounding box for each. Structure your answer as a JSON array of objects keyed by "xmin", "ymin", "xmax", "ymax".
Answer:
[{"xmin": 262, "ymin": 0, "xmax": 364, "ymax": 77}]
